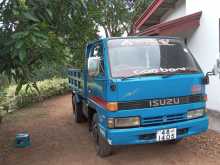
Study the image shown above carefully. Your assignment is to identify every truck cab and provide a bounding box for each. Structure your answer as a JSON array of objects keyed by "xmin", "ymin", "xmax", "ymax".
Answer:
[{"xmin": 68, "ymin": 36, "xmax": 208, "ymax": 157}]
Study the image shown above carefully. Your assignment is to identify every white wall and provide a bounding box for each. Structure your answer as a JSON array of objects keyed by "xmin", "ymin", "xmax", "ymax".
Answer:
[
  {"xmin": 186, "ymin": 0, "xmax": 220, "ymax": 111},
  {"xmin": 160, "ymin": 0, "xmax": 186, "ymax": 23}
]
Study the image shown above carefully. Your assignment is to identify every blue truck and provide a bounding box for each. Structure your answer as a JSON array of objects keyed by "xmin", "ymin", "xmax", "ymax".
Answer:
[{"xmin": 68, "ymin": 36, "xmax": 209, "ymax": 157}]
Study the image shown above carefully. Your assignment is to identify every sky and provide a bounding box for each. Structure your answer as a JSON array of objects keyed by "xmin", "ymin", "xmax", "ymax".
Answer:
[
  {"xmin": 97, "ymin": 26, "xmax": 128, "ymax": 38},
  {"xmin": 97, "ymin": 26, "xmax": 106, "ymax": 38}
]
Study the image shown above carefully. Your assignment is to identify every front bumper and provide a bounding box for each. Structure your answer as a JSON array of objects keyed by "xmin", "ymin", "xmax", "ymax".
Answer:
[{"xmin": 106, "ymin": 116, "xmax": 208, "ymax": 145}]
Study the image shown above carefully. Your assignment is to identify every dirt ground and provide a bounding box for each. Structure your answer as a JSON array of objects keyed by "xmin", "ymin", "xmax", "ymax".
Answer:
[{"xmin": 1, "ymin": 94, "xmax": 220, "ymax": 165}]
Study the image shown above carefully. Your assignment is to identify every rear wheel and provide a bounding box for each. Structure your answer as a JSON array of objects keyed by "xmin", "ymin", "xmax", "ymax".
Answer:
[
  {"xmin": 72, "ymin": 93, "xmax": 84, "ymax": 123},
  {"xmin": 92, "ymin": 113, "xmax": 112, "ymax": 157}
]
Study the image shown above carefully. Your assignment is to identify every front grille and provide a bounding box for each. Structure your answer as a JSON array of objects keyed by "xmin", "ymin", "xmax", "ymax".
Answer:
[
  {"xmin": 142, "ymin": 113, "xmax": 186, "ymax": 126},
  {"xmin": 118, "ymin": 101, "xmax": 146, "ymax": 110},
  {"xmin": 118, "ymin": 94, "xmax": 204, "ymax": 110}
]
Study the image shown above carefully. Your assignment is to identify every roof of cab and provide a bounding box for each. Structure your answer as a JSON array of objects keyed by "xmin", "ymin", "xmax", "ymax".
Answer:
[
  {"xmin": 87, "ymin": 36, "xmax": 182, "ymax": 46},
  {"xmin": 107, "ymin": 35, "xmax": 181, "ymax": 40}
]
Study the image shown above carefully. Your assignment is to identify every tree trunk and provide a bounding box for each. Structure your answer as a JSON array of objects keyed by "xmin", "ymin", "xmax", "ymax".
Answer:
[{"xmin": 103, "ymin": 26, "xmax": 109, "ymax": 38}]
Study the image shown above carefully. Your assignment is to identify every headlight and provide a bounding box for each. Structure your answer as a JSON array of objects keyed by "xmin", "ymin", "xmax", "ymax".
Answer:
[
  {"xmin": 108, "ymin": 117, "xmax": 140, "ymax": 128},
  {"xmin": 187, "ymin": 109, "xmax": 205, "ymax": 119}
]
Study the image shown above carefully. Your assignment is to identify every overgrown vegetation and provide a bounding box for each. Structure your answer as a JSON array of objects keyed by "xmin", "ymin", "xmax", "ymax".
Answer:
[
  {"xmin": 0, "ymin": 77, "xmax": 69, "ymax": 113},
  {"xmin": 0, "ymin": 0, "xmax": 98, "ymax": 94}
]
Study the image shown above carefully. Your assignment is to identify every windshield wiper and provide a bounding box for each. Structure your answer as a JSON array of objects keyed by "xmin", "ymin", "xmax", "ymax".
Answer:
[
  {"xmin": 121, "ymin": 74, "xmax": 140, "ymax": 80},
  {"xmin": 161, "ymin": 72, "xmax": 179, "ymax": 78},
  {"xmin": 121, "ymin": 70, "xmax": 200, "ymax": 80},
  {"xmin": 121, "ymin": 72, "xmax": 169, "ymax": 80}
]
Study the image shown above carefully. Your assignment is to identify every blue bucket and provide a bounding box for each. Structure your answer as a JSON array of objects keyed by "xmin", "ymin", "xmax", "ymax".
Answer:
[{"xmin": 15, "ymin": 133, "xmax": 31, "ymax": 148}]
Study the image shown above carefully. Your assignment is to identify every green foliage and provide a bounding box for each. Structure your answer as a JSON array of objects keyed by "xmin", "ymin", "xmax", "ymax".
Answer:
[
  {"xmin": 0, "ymin": 78, "xmax": 69, "ymax": 111},
  {"xmin": 94, "ymin": 0, "xmax": 153, "ymax": 37},
  {"xmin": 65, "ymin": 0, "xmax": 99, "ymax": 68},
  {"xmin": 0, "ymin": 74, "xmax": 9, "ymax": 90},
  {"xmin": 0, "ymin": 0, "xmax": 98, "ymax": 94},
  {"xmin": 31, "ymin": 63, "xmax": 68, "ymax": 82},
  {"xmin": 95, "ymin": 0, "xmax": 131, "ymax": 37},
  {"xmin": 131, "ymin": 0, "xmax": 154, "ymax": 22}
]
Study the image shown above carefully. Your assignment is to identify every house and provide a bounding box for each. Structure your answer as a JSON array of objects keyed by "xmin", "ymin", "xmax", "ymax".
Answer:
[{"xmin": 132, "ymin": 0, "xmax": 220, "ymax": 111}]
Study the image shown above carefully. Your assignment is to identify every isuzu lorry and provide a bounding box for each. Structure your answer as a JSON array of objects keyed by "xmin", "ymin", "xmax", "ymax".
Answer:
[{"xmin": 68, "ymin": 36, "xmax": 209, "ymax": 157}]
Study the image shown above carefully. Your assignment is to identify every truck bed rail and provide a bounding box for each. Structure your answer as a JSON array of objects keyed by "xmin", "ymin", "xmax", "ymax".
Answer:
[{"xmin": 68, "ymin": 69, "xmax": 83, "ymax": 93}]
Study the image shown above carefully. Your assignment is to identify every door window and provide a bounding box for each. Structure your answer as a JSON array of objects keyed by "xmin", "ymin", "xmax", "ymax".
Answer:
[{"xmin": 90, "ymin": 43, "xmax": 105, "ymax": 76}]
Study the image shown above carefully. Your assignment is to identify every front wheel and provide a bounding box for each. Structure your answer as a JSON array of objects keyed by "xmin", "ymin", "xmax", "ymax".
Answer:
[
  {"xmin": 72, "ymin": 93, "xmax": 84, "ymax": 123},
  {"xmin": 92, "ymin": 113, "xmax": 112, "ymax": 157}
]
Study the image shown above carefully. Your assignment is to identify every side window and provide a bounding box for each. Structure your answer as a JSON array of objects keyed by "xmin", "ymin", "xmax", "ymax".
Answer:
[{"xmin": 90, "ymin": 44, "xmax": 105, "ymax": 76}]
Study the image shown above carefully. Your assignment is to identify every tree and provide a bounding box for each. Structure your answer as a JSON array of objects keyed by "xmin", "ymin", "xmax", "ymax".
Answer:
[
  {"xmin": 94, "ymin": 0, "xmax": 131, "ymax": 37},
  {"xmin": 94, "ymin": 0, "xmax": 153, "ymax": 37},
  {"xmin": 0, "ymin": 0, "xmax": 98, "ymax": 94},
  {"xmin": 130, "ymin": 0, "xmax": 153, "ymax": 22}
]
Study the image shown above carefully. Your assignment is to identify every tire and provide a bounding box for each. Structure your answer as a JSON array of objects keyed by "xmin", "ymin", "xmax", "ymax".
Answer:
[
  {"xmin": 72, "ymin": 93, "xmax": 84, "ymax": 123},
  {"xmin": 92, "ymin": 113, "xmax": 112, "ymax": 157}
]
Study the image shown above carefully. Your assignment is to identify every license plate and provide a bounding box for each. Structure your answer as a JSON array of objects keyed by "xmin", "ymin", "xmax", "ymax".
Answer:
[{"xmin": 156, "ymin": 128, "xmax": 177, "ymax": 142}]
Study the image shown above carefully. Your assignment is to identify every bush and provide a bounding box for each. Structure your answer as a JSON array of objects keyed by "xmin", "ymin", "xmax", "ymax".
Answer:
[
  {"xmin": 0, "ymin": 74, "xmax": 9, "ymax": 90},
  {"xmin": 0, "ymin": 77, "xmax": 69, "ymax": 112},
  {"xmin": 31, "ymin": 64, "xmax": 68, "ymax": 82}
]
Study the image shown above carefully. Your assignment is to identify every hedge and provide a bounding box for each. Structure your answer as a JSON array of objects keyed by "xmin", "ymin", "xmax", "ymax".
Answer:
[{"xmin": 0, "ymin": 78, "xmax": 69, "ymax": 113}]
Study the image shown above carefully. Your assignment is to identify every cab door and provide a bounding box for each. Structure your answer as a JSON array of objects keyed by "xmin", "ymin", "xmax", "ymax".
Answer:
[{"xmin": 87, "ymin": 42, "xmax": 106, "ymax": 100}]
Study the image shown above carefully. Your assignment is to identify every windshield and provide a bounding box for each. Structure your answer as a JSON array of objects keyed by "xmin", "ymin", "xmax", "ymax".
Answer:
[{"xmin": 108, "ymin": 38, "xmax": 201, "ymax": 78}]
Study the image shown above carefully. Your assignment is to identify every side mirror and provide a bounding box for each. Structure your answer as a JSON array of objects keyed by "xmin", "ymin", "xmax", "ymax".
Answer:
[
  {"xmin": 88, "ymin": 56, "xmax": 100, "ymax": 77},
  {"xmin": 204, "ymin": 58, "xmax": 220, "ymax": 84},
  {"xmin": 204, "ymin": 69, "xmax": 217, "ymax": 85},
  {"xmin": 203, "ymin": 74, "xmax": 209, "ymax": 85}
]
